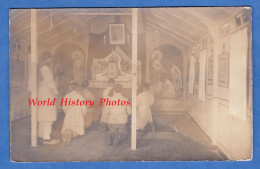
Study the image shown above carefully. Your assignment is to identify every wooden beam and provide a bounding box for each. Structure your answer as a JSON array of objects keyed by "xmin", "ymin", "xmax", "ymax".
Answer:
[
  {"xmin": 25, "ymin": 19, "xmax": 71, "ymax": 44},
  {"xmin": 68, "ymin": 9, "xmax": 122, "ymax": 27},
  {"xmin": 41, "ymin": 25, "xmax": 75, "ymax": 44},
  {"xmin": 30, "ymin": 9, "xmax": 38, "ymax": 147},
  {"xmin": 145, "ymin": 25, "xmax": 189, "ymax": 49},
  {"xmin": 12, "ymin": 15, "xmax": 49, "ymax": 36},
  {"xmin": 131, "ymin": 8, "xmax": 137, "ymax": 150},
  {"xmin": 58, "ymin": 10, "xmax": 89, "ymax": 30},
  {"xmin": 39, "ymin": 19, "xmax": 69, "ymax": 35},
  {"xmin": 68, "ymin": 12, "xmax": 132, "ymax": 16}
]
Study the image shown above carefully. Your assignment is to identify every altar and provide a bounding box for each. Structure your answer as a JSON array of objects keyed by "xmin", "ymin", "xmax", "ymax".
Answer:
[
  {"xmin": 87, "ymin": 33, "xmax": 142, "ymax": 88},
  {"xmin": 88, "ymin": 45, "xmax": 141, "ymax": 88}
]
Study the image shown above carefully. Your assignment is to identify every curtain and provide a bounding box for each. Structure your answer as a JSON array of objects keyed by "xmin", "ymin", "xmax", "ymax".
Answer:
[
  {"xmin": 229, "ymin": 27, "xmax": 248, "ymax": 121},
  {"xmin": 189, "ymin": 55, "xmax": 195, "ymax": 94}
]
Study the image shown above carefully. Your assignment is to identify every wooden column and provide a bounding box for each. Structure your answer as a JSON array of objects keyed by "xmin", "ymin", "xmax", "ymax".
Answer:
[
  {"xmin": 31, "ymin": 9, "xmax": 38, "ymax": 147},
  {"xmin": 131, "ymin": 8, "xmax": 137, "ymax": 150}
]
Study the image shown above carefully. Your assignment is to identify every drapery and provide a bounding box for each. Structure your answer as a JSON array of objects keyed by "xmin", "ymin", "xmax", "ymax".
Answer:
[
  {"xmin": 198, "ymin": 50, "xmax": 206, "ymax": 101},
  {"xmin": 189, "ymin": 55, "xmax": 195, "ymax": 94},
  {"xmin": 229, "ymin": 27, "xmax": 248, "ymax": 121}
]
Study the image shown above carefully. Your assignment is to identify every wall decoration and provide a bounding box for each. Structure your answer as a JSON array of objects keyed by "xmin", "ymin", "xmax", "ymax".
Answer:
[
  {"xmin": 89, "ymin": 46, "xmax": 141, "ymax": 88},
  {"xmin": 194, "ymin": 53, "xmax": 200, "ymax": 92},
  {"xmin": 188, "ymin": 54, "xmax": 195, "ymax": 94},
  {"xmin": 208, "ymin": 48, "xmax": 214, "ymax": 85},
  {"xmin": 107, "ymin": 62, "xmax": 119, "ymax": 79},
  {"xmin": 109, "ymin": 24, "xmax": 125, "ymax": 45},
  {"xmin": 218, "ymin": 43, "xmax": 229, "ymax": 88},
  {"xmin": 72, "ymin": 50, "xmax": 85, "ymax": 84},
  {"xmin": 92, "ymin": 46, "xmax": 133, "ymax": 81},
  {"xmin": 198, "ymin": 50, "xmax": 206, "ymax": 101},
  {"xmin": 11, "ymin": 51, "xmax": 25, "ymax": 81},
  {"xmin": 149, "ymin": 45, "xmax": 183, "ymax": 100},
  {"xmin": 202, "ymin": 39, "xmax": 207, "ymax": 49},
  {"xmin": 10, "ymin": 40, "xmax": 28, "ymax": 88}
]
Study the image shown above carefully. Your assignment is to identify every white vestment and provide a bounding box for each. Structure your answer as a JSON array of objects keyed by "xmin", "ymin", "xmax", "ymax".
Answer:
[
  {"xmin": 37, "ymin": 65, "xmax": 58, "ymax": 140},
  {"xmin": 38, "ymin": 65, "xmax": 58, "ymax": 122},
  {"xmin": 100, "ymin": 87, "xmax": 113, "ymax": 123},
  {"xmin": 107, "ymin": 93, "xmax": 131, "ymax": 125},
  {"xmin": 62, "ymin": 91, "xmax": 87, "ymax": 136},
  {"xmin": 136, "ymin": 91, "xmax": 155, "ymax": 130}
]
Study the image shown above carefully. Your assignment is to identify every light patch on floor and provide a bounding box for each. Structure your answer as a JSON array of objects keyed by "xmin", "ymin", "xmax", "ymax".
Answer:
[{"xmin": 10, "ymin": 112, "xmax": 227, "ymax": 161}]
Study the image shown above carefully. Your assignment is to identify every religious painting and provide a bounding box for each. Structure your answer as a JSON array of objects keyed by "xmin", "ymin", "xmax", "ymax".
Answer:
[
  {"xmin": 208, "ymin": 48, "xmax": 214, "ymax": 85},
  {"xmin": 218, "ymin": 44, "xmax": 229, "ymax": 88},
  {"xmin": 72, "ymin": 50, "xmax": 85, "ymax": 84},
  {"xmin": 10, "ymin": 51, "xmax": 25, "ymax": 81},
  {"xmin": 107, "ymin": 62, "xmax": 119, "ymax": 79},
  {"xmin": 109, "ymin": 24, "xmax": 125, "ymax": 45},
  {"xmin": 149, "ymin": 45, "xmax": 183, "ymax": 100}
]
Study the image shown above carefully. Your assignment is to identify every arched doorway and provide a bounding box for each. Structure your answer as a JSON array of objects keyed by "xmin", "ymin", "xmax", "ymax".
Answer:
[{"xmin": 52, "ymin": 43, "xmax": 86, "ymax": 96}]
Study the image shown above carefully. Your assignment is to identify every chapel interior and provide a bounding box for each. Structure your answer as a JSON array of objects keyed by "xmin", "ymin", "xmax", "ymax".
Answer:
[{"xmin": 9, "ymin": 7, "xmax": 252, "ymax": 161}]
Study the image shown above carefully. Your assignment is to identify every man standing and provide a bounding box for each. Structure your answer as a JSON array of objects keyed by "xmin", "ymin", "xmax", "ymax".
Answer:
[
  {"xmin": 38, "ymin": 52, "xmax": 59, "ymax": 145},
  {"xmin": 136, "ymin": 83, "xmax": 155, "ymax": 131},
  {"xmin": 61, "ymin": 81, "xmax": 87, "ymax": 142}
]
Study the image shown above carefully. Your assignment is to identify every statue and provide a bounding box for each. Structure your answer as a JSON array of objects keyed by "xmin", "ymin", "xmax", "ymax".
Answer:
[{"xmin": 72, "ymin": 50, "xmax": 84, "ymax": 84}]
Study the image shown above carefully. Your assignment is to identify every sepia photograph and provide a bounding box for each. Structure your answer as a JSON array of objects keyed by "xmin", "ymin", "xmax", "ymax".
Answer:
[{"xmin": 9, "ymin": 7, "xmax": 252, "ymax": 162}]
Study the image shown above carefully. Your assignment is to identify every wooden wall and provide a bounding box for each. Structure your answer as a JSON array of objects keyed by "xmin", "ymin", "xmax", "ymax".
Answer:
[{"xmin": 187, "ymin": 9, "xmax": 252, "ymax": 160}]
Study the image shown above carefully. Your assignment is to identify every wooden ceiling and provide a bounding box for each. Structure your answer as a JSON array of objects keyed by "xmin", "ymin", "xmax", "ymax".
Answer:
[{"xmin": 9, "ymin": 7, "xmax": 245, "ymax": 49}]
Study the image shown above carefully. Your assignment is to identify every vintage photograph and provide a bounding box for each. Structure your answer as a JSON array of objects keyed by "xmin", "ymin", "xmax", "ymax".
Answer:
[{"xmin": 9, "ymin": 7, "xmax": 252, "ymax": 162}]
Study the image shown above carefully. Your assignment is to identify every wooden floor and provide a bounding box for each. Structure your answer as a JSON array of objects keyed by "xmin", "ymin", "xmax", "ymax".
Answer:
[{"xmin": 11, "ymin": 112, "xmax": 227, "ymax": 162}]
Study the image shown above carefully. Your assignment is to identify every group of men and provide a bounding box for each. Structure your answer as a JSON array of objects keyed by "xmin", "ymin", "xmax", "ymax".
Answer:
[{"xmin": 37, "ymin": 52, "xmax": 155, "ymax": 146}]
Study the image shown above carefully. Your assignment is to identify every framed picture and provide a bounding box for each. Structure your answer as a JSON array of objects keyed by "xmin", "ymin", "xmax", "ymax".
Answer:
[
  {"xmin": 208, "ymin": 48, "xmax": 214, "ymax": 85},
  {"xmin": 194, "ymin": 54, "xmax": 200, "ymax": 93},
  {"xmin": 218, "ymin": 52, "xmax": 229, "ymax": 88},
  {"xmin": 10, "ymin": 43, "xmax": 28, "ymax": 89},
  {"xmin": 109, "ymin": 24, "xmax": 125, "ymax": 44}
]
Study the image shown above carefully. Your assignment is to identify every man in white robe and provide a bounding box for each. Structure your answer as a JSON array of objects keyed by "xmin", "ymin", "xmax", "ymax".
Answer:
[
  {"xmin": 61, "ymin": 82, "xmax": 86, "ymax": 142},
  {"xmin": 99, "ymin": 79, "xmax": 115, "ymax": 131},
  {"xmin": 105, "ymin": 84, "xmax": 131, "ymax": 145},
  {"xmin": 136, "ymin": 83, "xmax": 155, "ymax": 131},
  {"xmin": 38, "ymin": 52, "xmax": 58, "ymax": 143}
]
